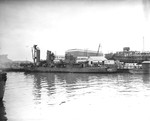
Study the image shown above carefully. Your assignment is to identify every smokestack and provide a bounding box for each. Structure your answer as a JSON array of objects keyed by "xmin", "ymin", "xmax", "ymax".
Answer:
[{"xmin": 32, "ymin": 45, "xmax": 40, "ymax": 65}]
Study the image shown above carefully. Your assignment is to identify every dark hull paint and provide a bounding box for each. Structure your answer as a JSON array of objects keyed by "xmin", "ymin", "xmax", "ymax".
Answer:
[
  {"xmin": 116, "ymin": 69, "xmax": 130, "ymax": 73},
  {"xmin": 129, "ymin": 69, "xmax": 144, "ymax": 74},
  {"xmin": 25, "ymin": 66, "xmax": 117, "ymax": 73}
]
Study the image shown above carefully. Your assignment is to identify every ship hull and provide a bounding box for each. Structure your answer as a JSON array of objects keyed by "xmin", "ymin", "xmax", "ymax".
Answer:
[
  {"xmin": 129, "ymin": 68, "xmax": 150, "ymax": 74},
  {"xmin": 129, "ymin": 69, "xmax": 144, "ymax": 74},
  {"xmin": 25, "ymin": 66, "xmax": 117, "ymax": 73}
]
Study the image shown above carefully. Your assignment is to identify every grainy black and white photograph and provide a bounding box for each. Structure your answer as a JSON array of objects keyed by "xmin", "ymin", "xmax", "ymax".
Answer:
[{"xmin": 0, "ymin": 0, "xmax": 150, "ymax": 121}]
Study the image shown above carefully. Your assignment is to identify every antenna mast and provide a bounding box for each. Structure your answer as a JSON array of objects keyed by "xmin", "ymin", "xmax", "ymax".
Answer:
[{"xmin": 143, "ymin": 36, "xmax": 145, "ymax": 52}]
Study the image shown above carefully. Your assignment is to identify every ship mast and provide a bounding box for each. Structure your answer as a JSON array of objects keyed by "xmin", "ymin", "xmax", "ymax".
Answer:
[{"xmin": 143, "ymin": 36, "xmax": 145, "ymax": 52}]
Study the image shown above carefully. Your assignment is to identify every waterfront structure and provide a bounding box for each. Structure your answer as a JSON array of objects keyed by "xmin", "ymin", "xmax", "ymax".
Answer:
[
  {"xmin": 88, "ymin": 56, "xmax": 107, "ymax": 63},
  {"xmin": 0, "ymin": 71, "xmax": 7, "ymax": 101},
  {"xmin": 65, "ymin": 49, "xmax": 103, "ymax": 57},
  {"xmin": 76, "ymin": 56, "xmax": 88, "ymax": 63},
  {"xmin": 76, "ymin": 56, "xmax": 107, "ymax": 64}
]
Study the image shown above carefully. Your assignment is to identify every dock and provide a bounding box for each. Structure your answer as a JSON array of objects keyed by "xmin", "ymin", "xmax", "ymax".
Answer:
[{"xmin": 0, "ymin": 71, "xmax": 7, "ymax": 101}]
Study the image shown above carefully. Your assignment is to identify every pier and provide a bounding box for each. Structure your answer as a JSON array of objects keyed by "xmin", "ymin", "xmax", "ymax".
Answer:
[{"xmin": 0, "ymin": 71, "xmax": 7, "ymax": 101}]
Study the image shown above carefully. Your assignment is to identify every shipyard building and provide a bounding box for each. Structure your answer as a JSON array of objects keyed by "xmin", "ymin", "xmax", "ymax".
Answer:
[
  {"xmin": 65, "ymin": 49, "xmax": 103, "ymax": 57},
  {"xmin": 65, "ymin": 49, "xmax": 107, "ymax": 64}
]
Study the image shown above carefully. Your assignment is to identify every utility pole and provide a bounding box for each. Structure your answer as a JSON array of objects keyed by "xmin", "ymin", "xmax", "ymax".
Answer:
[{"xmin": 143, "ymin": 36, "xmax": 145, "ymax": 52}]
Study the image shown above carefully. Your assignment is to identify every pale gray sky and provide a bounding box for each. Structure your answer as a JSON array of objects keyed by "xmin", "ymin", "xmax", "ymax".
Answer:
[{"xmin": 0, "ymin": 0, "xmax": 150, "ymax": 61}]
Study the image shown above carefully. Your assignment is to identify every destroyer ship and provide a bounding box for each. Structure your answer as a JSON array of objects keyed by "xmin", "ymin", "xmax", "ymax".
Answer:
[
  {"xmin": 105, "ymin": 47, "xmax": 150, "ymax": 64},
  {"xmin": 24, "ymin": 45, "xmax": 118, "ymax": 73}
]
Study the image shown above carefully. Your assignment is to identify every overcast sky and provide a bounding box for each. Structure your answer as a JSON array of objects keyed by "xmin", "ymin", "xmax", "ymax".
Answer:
[{"xmin": 0, "ymin": 0, "xmax": 150, "ymax": 61}]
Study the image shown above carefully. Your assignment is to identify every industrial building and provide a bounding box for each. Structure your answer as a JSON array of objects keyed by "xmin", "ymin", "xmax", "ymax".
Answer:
[{"xmin": 65, "ymin": 49, "xmax": 103, "ymax": 57}]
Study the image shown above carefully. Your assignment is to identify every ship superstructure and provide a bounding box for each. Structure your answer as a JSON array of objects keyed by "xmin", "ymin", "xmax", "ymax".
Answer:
[{"xmin": 105, "ymin": 47, "xmax": 150, "ymax": 63}]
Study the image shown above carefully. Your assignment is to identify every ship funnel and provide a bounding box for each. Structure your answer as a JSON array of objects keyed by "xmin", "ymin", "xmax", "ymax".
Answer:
[{"xmin": 32, "ymin": 45, "xmax": 40, "ymax": 65}]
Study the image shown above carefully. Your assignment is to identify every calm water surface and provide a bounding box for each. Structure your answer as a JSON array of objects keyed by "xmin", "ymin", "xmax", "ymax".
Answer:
[{"xmin": 1, "ymin": 72, "xmax": 150, "ymax": 121}]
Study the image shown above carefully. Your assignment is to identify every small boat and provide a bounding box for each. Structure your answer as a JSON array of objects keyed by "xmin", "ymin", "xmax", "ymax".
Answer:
[{"xmin": 0, "ymin": 71, "xmax": 7, "ymax": 101}]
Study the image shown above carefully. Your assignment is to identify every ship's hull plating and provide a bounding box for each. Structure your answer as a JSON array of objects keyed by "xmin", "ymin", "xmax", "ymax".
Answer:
[{"xmin": 25, "ymin": 66, "xmax": 117, "ymax": 73}]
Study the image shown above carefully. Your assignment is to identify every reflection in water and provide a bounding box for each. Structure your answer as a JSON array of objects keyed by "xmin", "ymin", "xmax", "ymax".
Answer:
[
  {"xmin": 30, "ymin": 73, "xmax": 144, "ymax": 104},
  {"xmin": 56, "ymin": 73, "xmax": 92, "ymax": 84},
  {"xmin": 30, "ymin": 73, "xmax": 143, "ymax": 100},
  {"xmin": 4, "ymin": 72, "xmax": 150, "ymax": 121},
  {"xmin": 25, "ymin": 73, "xmax": 150, "ymax": 100},
  {"xmin": 0, "ymin": 101, "xmax": 7, "ymax": 121},
  {"xmin": 29, "ymin": 73, "xmax": 107, "ymax": 105},
  {"xmin": 30, "ymin": 73, "xmax": 93, "ymax": 103},
  {"xmin": 29, "ymin": 73, "xmax": 55, "ymax": 104},
  {"xmin": 33, "ymin": 74, "xmax": 42, "ymax": 104}
]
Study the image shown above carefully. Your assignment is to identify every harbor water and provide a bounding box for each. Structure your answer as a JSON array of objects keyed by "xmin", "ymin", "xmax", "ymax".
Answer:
[{"xmin": 1, "ymin": 72, "xmax": 150, "ymax": 121}]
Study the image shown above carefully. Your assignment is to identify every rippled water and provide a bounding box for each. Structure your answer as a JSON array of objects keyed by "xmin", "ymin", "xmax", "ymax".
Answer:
[{"xmin": 1, "ymin": 72, "xmax": 150, "ymax": 121}]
